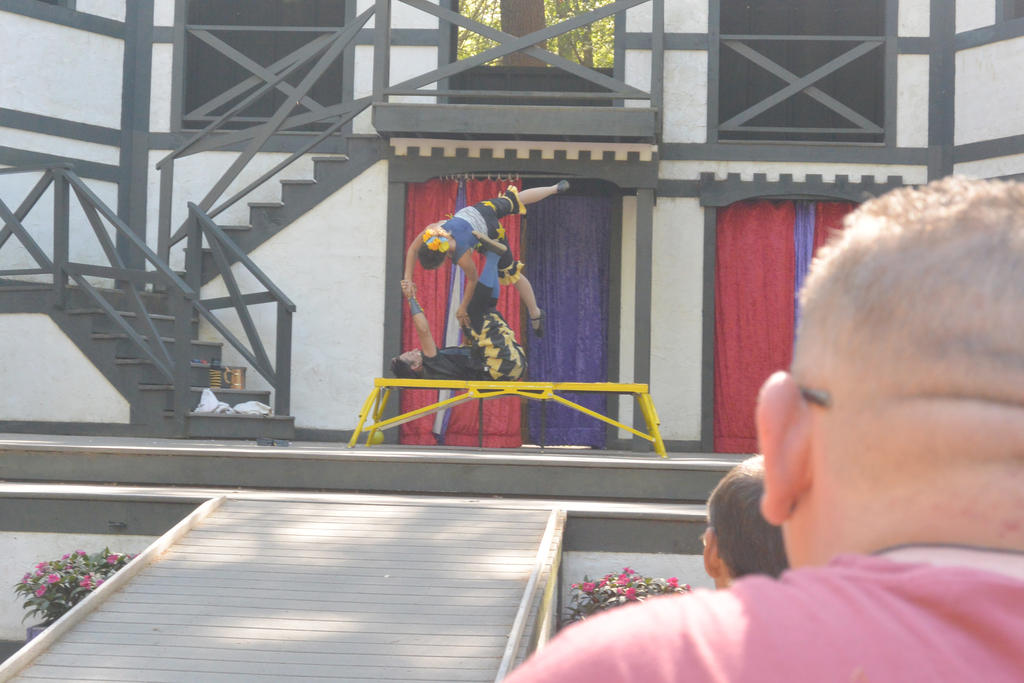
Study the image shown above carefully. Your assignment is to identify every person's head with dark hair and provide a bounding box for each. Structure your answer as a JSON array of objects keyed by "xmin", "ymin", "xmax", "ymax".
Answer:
[
  {"xmin": 703, "ymin": 455, "xmax": 788, "ymax": 588},
  {"xmin": 390, "ymin": 350, "xmax": 424, "ymax": 379},
  {"xmin": 416, "ymin": 224, "xmax": 453, "ymax": 270}
]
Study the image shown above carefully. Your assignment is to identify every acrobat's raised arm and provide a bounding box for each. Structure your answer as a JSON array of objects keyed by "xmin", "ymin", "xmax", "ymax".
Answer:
[{"xmin": 405, "ymin": 294, "xmax": 437, "ymax": 358}]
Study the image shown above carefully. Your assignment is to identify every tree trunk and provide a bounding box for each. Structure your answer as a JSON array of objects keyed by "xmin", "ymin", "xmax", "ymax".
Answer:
[{"xmin": 500, "ymin": 0, "xmax": 546, "ymax": 67}]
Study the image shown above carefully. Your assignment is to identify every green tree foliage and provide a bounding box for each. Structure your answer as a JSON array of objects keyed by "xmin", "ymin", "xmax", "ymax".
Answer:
[{"xmin": 458, "ymin": 0, "xmax": 615, "ymax": 68}]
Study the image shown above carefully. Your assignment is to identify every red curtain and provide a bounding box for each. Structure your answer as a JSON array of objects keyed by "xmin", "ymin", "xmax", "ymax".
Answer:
[
  {"xmin": 814, "ymin": 201, "xmax": 855, "ymax": 252},
  {"xmin": 399, "ymin": 178, "xmax": 524, "ymax": 447},
  {"xmin": 713, "ymin": 200, "xmax": 856, "ymax": 453},
  {"xmin": 713, "ymin": 201, "xmax": 797, "ymax": 453}
]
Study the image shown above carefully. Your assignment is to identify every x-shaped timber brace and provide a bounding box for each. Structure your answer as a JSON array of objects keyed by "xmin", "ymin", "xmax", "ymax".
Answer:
[{"xmin": 349, "ymin": 378, "xmax": 667, "ymax": 457}]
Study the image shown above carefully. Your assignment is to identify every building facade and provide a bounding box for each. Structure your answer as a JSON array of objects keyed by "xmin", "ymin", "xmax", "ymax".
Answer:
[{"xmin": 1, "ymin": 0, "xmax": 1022, "ymax": 451}]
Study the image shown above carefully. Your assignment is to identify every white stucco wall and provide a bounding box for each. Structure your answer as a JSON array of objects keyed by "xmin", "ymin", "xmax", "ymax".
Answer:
[
  {"xmin": 75, "ymin": 0, "xmax": 126, "ymax": 22},
  {"xmin": 954, "ymin": 151, "xmax": 1024, "ymax": 178},
  {"xmin": 353, "ymin": 45, "xmax": 375, "ymax": 134},
  {"xmin": 662, "ymin": 51, "xmax": 708, "ymax": 144},
  {"xmin": 0, "ymin": 128, "xmax": 120, "ymax": 167},
  {"xmin": 898, "ymin": 0, "xmax": 931, "ymax": 37},
  {"xmin": 623, "ymin": 49, "xmax": 652, "ymax": 108},
  {"xmin": 388, "ymin": 46, "xmax": 439, "ymax": 104},
  {"xmin": 198, "ymin": 161, "xmax": 388, "ymax": 431},
  {"xmin": 0, "ymin": 532, "xmax": 154, "ymax": 640},
  {"xmin": 956, "ymin": 0, "xmax": 995, "ymax": 34},
  {"xmin": 626, "ymin": 0, "xmax": 708, "ymax": 34},
  {"xmin": 650, "ymin": 198, "xmax": 703, "ymax": 443},
  {"xmin": 660, "ymin": 160, "xmax": 929, "ymax": 185},
  {"xmin": 0, "ymin": 314, "xmax": 130, "ymax": 423},
  {"xmin": 0, "ymin": 12, "xmax": 123, "ymax": 129},
  {"xmin": 153, "ymin": 0, "xmax": 176, "ymax": 27},
  {"xmin": 955, "ymin": 38, "xmax": 1024, "ymax": 145},
  {"xmin": 149, "ymin": 43, "xmax": 174, "ymax": 134},
  {"xmin": 617, "ymin": 196, "xmax": 637, "ymax": 437},
  {"xmin": 897, "ymin": 54, "xmax": 930, "ymax": 148},
  {"xmin": 0, "ymin": 171, "xmax": 119, "ymax": 281}
]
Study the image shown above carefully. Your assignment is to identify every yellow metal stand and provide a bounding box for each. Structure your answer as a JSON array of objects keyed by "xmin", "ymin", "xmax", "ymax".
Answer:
[{"xmin": 348, "ymin": 378, "xmax": 667, "ymax": 457}]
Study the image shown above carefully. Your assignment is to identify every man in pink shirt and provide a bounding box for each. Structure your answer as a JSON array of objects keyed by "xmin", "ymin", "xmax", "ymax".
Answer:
[{"xmin": 505, "ymin": 177, "xmax": 1024, "ymax": 682}]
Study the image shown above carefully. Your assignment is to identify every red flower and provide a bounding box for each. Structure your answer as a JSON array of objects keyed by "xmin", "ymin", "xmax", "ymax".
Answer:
[
  {"xmin": 667, "ymin": 577, "xmax": 679, "ymax": 588},
  {"xmin": 106, "ymin": 555, "xmax": 119, "ymax": 564},
  {"xmin": 617, "ymin": 574, "xmax": 630, "ymax": 586},
  {"xmin": 625, "ymin": 587, "xmax": 638, "ymax": 600},
  {"xmin": 623, "ymin": 567, "xmax": 635, "ymax": 575},
  {"xmin": 46, "ymin": 573, "xmax": 60, "ymax": 584},
  {"xmin": 581, "ymin": 582, "xmax": 596, "ymax": 593}
]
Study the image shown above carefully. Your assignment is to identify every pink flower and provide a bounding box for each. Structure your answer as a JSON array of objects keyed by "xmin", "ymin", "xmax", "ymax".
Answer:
[
  {"xmin": 625, "ymin": 587, "xmax": 638, "ymax": 600},
  {"xmin": 598, "ymin": 579, "xmax": 607, "ymax": 588},
  {"xmin": 35, "ymin": 586, "xmax": 47, "ymax": 597},
  {"xmin": 35, "ymin": 562, "xmax": 47, "ymax": 571},
  {"xmin": 21, "ymin": 573, "xmax": 30, "ymax": 583},
  {"xmin": 96, "ymin": 579, "xmax": 104, "ymax": 587},
  {"xmin": 667, "ymin": 577, "xmax": 679, "ymax": 588},
  {"xmin": 79, "ymin": 575, "xmax": 93, "ymax": 589},
  {"xmin": 570, "ymin": 583, "xmax": 579, "ymax": 589},
  {"xmin": 617, "ymin": 574, "xmax": 630, "ymax": 586},
  {"xmin": 61, "ymin": 554, "xmax": 70, "ymax": 560},
  {"xmin": 623, "ymin": 567, "xmax": 635, "ymax": 575},
  {"xmin": 34, "ymin": 569, "xmax": 43, "ymax": 577},
  {"xmin": 106, "ymin": 555, "xmax": 118, "ymax": 564},
  {"xmin": 581, "ymin": 582, "xmax": 596, "ymax": 593},
  {"xmin": 46, "ymin": 573, "xmax": 60, "ymax": 584},
  {"xmin": 76, "ymin": 550, "xmax": 86, "ymax": 556},
  {"xmin": 617, "ymin": 588, "xmax": 624, "ymax": 595}
]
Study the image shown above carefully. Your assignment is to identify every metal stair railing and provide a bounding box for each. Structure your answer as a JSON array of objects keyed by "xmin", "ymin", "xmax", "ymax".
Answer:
[
  {"xmin": 0, "ymin": 165, "xmax": 294, "ymax": 430},
  {"xmin": 184, "ymin": 202, "xmax": 295, "ymax": 417},
  {"xmin": 155, "ymin": 5, "xmax": 376, "ymax": 263}
]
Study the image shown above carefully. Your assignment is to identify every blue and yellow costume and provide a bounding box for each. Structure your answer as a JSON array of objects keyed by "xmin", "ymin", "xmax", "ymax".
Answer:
[{"xmin": 440, "ymin": 186, "xmax": 527, "ymax": 286}]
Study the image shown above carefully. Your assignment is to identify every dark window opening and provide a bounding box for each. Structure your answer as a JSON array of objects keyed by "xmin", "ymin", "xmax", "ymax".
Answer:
[
  {"xmin": 718, "ymin": 0, "xmax": 886, "ymax": 143},
  {"xmin": 182, "ymin": 0, "xmax": 347, "ymax": 131}
]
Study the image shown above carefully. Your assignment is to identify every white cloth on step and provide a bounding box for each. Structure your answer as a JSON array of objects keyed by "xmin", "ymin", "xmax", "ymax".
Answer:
[
  {"xmin": 232, "ymin": 400, "xmax": 273, "ymax": 416},
  {"xmin": 194, "ymin": 388, "xmax": 234, "ymax": 414}
]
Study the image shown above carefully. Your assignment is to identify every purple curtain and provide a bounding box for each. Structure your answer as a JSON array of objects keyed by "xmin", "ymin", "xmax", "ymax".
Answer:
[
  {"xmin": 524, "ymin": 194, "xmax": 611, "ymax": 447},
  {"xmin": 793, "ymin": 201, "xmax": 816, "ymax": 334}
]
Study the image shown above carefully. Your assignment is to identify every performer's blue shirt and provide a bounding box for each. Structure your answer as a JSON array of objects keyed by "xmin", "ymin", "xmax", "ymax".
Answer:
[{"xmin": 442, "ymin": 215, "xmax": 475, "ymax": 262}]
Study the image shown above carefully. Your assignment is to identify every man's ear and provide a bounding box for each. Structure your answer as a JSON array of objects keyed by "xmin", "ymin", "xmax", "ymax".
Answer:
[
  {"xmin": 702, "ymin": 528, "xmax": 731, "ymax": 589},
  {"xmin": 757, "ymin": 371, "xmax": 814, "ymax": 526}
]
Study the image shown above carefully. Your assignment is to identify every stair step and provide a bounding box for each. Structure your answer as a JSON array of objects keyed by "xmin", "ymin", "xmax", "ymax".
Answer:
[
  {"xmin": 219, "ymin": 224, "xmax": 252, "ymax": 233},
  {"xmin": 169, "ymin": 412, "xmax": 295, "ymax": 439},
  {"xmin": 310, "ymin": 154, "xmax": 349, "ymax": 163},
  {"xmin": 92, "ymin": 333, "xmax": 220, "ymax": 348},
  {"xmin": 115, "ymin": 359, "xmax": 216, "ymax": 385},
  {"xmin": 247, "ymin": 201, "xmax": 284, "ymax": 209},
  {"xmin": 68, "ymin": 308, "xmax": 199, "ymax": 337},
  {"xmin": 279, "ymin": 179, "xmax": 316, "ymax": 187}
]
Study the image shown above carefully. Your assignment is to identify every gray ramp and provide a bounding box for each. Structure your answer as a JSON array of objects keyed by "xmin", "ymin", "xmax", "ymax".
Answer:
[{"xmin": 4, "ymin": 498, "xmax": 564, "ymax": 682}]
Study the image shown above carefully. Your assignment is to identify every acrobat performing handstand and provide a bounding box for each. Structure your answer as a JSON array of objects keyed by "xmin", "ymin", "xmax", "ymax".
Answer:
[
  {"xmin": 401, "ymin": 180, "xmax": 569, "ymax": 336},
  {"xmin": 392, "ymin": 231, "xmax": 525, "ymax": 381}
]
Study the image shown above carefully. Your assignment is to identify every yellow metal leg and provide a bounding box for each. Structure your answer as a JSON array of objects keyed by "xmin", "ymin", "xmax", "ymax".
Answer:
[
  {"xmin": 637, "ymin": 393, "xmax": 667, "ymax": 458},
  {"xmin": 348, "ymin": 386, "xmax": 380, "ymax": 448}
]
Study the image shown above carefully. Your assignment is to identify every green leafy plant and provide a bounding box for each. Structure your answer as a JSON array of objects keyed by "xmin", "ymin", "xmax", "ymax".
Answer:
[
  {"xmin": 566, "ymin": 567, "xmax": 691, "ymax": 623},
  {"xmin": 13, "ymin": 548, "xmax": 136, "ymax": 626}
]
